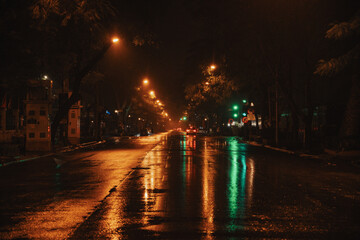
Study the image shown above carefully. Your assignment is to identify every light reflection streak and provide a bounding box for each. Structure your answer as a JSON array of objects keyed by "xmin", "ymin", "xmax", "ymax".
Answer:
[
  {"xmin": 141, "ymin": 145, "xmax": 168, "ymax": 228},
  {"xmin": 100, "ymin": 146, "xmax": 167, "ymax": 238},
  {"xmin": 102, "ymin": 193, "xmax": 123, "ymax": 240},
  {"xmin": 227, "ymin": 139, "xmax": 253, "ymax": 232},
  {"xmin": 181, "ymin": 135, "xmax": 186, "ymax": 204},
  {"xmin": 228, "ymin": 140, "xmax": 240, "ymax": 220},
  {"xmin": 247, "ymin": 158, "xmax": 255, "ymax": 208},
  {"xmin": 184, "ymin": 135, "xmax": 196, "ymax": 214},
  {"xmin": 202, "ymin": 138, "xmax": 215, "ymax": 238}
]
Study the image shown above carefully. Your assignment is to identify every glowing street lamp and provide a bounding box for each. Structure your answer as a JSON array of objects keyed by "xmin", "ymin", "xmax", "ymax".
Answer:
[
  {"xmin": 149, "ymin": 90, "xmax": 156, "ymax": 98},
  {"xmin": 143, "ymin": 78, "xmax": 149, "ymax": 85},
  {"xmin": 112, "ymin": 37, "xmax": 119, "ymax": 43},
  {"xmin": 208, "ymin": 64, "xmax": 216, "ymax": 75}
]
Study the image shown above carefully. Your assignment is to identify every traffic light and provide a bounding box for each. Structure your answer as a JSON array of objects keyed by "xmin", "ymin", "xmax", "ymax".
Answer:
[
  {"xmin": 233, "ymin": 113, "xmax": 238, "ymax": 118},
  {"xmin": 242, "ymin": 112, "xmax": 247, "ymax": 117},
  {"xmin": 183, "ymin": 116, "xmax": 187, "ymax": 121},
  {"xmin": 233, "ymin": 105, "xmax": 239, "ymax": 110},
  {"xmin": 242, "ymin": 99, "xmax": 247, "ymax": 104}
]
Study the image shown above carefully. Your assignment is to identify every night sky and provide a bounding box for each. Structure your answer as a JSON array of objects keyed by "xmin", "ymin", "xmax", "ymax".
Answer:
[
  {"xmin": 105, "ymin": 0, "xmax": 359, "ymax": 118},
  {"xmin": 1, "ymin": 0, "xmax": 359, "ymax": 119}
]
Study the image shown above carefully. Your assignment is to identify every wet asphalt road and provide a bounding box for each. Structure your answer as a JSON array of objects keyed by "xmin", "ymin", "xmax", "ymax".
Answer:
[{"xmin": 1, "ymin": 131, "xmax": 360, "ymax": 239}]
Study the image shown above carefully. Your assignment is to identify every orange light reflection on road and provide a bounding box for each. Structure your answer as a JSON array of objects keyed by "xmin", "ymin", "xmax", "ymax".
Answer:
[
  {"xmin": 201, "ymin": 138, "xmax": 215, "ymax": 238},
  {"xmin": 142, "ymin": 144, "xmax": 167, "ymax": 228},
  {"xmin": 185, "ymin": 135, "xmax": 196, "ymax": 186}
]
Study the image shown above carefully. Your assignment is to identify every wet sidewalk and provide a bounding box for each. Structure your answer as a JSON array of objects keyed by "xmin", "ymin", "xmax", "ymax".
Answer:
[
  {"xmin": 0, "ymin": 140, "xmax": 106, "ymax": 168},
  {"xmin": 241, "ymin": 138, "xmax": 360, "ymax": 168}
]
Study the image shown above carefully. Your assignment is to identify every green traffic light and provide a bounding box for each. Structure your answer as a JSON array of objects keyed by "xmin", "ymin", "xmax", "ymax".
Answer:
[
  {"xmin": 233, "ymin": 113, "xmax": 238, "ymax": 118},
  {"xmin": 233, "ymin": 105, "xmax": 239, "ymax": 110},
  {"xmin": 242, "ymin": 99, "xmax": 247, "ymax": 104},
  {"xmin": 183, "ymin": 116, "xmax": 187, "ymax": 120},
  {"xmin": 242, "ymin": 112, "xmax": 247, "ymax": 116}
]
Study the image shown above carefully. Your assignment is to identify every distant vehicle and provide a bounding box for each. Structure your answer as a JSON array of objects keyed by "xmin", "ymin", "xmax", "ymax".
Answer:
[
  {"xmin": 197, "ymin": 128, "xmax": 208, "ymax": 135},
  {"xmin": 186, "ymin": 127, "xmax": 197, "ymax": 135}
]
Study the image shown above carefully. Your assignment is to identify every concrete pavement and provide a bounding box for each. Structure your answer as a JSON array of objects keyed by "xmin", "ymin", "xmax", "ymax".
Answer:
[{"xmin": 0, "ymin": 140, "xmax": 106, "ymax": 168}]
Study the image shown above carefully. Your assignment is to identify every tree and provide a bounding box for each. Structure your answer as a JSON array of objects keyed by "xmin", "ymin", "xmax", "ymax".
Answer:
[
  {"xmin": 28, "ymin": 0, "xmax": 116, "ymax": 143},
  {"xmin": 185, "ymin": 65, "xmax": 238, "ymax": 127},
  {"xmin": 315, "ymin": 11, "xmax": 360, "ymax": 149}
]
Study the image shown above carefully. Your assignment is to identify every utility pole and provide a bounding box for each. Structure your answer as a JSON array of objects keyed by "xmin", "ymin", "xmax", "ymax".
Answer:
[{"xmin": 275, "ymin": 73, "xmax": 279, "ymax": 146}]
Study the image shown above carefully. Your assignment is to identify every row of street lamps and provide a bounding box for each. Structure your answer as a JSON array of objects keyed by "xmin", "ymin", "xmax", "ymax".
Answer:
[
  {"xmin": 181, "ymin": 64, "xmax": 217, "ymax": 122},
  {"xmin": 139, "ymin": 78, "xmax": 172, "ymax": 122},
  {"xmin": 109, "ymin": 37, "xmax": 171, "ymax": 122}
]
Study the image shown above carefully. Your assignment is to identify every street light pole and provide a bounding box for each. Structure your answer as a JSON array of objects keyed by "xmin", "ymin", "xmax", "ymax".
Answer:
[{"xmin": 275, "ymin": 74, "xmax": 279, "ymax": 146}]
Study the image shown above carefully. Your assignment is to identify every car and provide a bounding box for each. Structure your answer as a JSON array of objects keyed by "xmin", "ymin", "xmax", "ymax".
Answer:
[
  {"xmin": 186, "ymin": 127, "xmax": 197, "ymax": 135},
  {"xmin": 197, "ymin": 128, "xmax": 208, "ymax": 135}
]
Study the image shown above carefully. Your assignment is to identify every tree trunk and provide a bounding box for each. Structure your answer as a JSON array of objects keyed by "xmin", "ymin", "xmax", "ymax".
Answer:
[
  {"xmin": 51, "ymin": 43, "xmax": 111, "ymax": 145},
  {"xmin": 339, "ymin": 72, "xmax": 360, "ymax": 149},
  {"xmin": 304, "ymin": 75, "xmax": 314, "ymax": 151}
]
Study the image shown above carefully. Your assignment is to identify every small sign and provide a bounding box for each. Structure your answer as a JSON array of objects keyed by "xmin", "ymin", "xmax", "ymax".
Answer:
[
  {"xmin": 247, "ymin": 113, "xmax": 256, "ymax": 121},
  {"xmin": 242, "ymin": 116, "xmax": 248, "ymax": 123}
]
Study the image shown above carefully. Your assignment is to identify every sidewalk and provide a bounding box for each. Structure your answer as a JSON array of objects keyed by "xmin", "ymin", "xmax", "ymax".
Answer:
[
  {"xmin": 0, "ymin": 140, "xmax": 106, "ymax": 168},
  {"xmin": 0, "ymin": 134, "xmax": 156, "ymax": 168}
]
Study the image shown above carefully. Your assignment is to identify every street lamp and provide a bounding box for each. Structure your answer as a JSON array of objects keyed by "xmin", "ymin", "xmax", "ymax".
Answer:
[
  {"xmin": 112, "ymin": 37, "xmax": 119, "ymax": 43},
  {"xmin": 143, "ymin": 78, "xmax": 149, "ymax": 85},
  {"xmin": 149, "ymin": 90, "xmax": 155, "ymax": 98},
  {"xmin": 210, "ymin": 65, "xmax": 216, "ymax": 70}
]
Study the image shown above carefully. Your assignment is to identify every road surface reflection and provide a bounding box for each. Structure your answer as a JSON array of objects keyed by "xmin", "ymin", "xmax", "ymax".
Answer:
[
  {"xmin": 3, "ymin": 132, "xmax": 359, "ymax": 239},
  {"xmin": 70, "ymin": 134, "xmax": 256, "ymax": 239}
]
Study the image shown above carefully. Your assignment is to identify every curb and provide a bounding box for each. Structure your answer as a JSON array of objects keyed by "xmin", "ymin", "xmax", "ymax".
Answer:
[
  {"xmin": 240, "ymin": 139, "xmax": 323, "ymax": 160},
  {"xmin": 241, "ymin": 139, "xmax": 360, "ymax": 162},
  {"xmin": 0, "ymin": 153, "xmax": 54, "ymax": 167}
]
